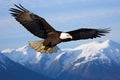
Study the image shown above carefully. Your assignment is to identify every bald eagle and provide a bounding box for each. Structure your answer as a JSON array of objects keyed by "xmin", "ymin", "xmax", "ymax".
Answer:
[{"xmin": 10, "ymin": 4, "xmax": 110, "ymax": 53}]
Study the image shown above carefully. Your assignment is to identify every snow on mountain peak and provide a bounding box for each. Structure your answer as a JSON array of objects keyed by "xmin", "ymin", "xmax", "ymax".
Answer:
[
  {"xmin": 16, "ymin": 45, "xmax": 28, "ymax": 51},
  {"xmin": 1, "ymin": 45, "xmax": 37, "ymax": 65},
  {"xmin": 1, "ymin": 48, "xmax": 14, "ymax": 53},
  {"xmin": 1, "ymin": 40, "xmax": 120, "ymax": 72},
  {"xmin": 73, "ymin": 40, "xmax": 120, "ymax": 67}
]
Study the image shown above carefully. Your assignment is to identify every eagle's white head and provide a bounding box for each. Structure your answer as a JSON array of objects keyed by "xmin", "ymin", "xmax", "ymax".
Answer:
[{"xmin": 60, "ymin": 32, "xmax": 73, "ymax": 39}]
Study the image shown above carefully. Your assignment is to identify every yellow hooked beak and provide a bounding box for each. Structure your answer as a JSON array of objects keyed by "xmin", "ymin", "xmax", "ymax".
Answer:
[{"xmin": 67, "ymin": 35, "xmax": 73, "ymax": 39}]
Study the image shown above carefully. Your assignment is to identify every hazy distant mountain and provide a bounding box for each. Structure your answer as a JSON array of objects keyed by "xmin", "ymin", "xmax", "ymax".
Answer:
[{"xmin": 1, "ymin": 40, "xmax": 120, "ymax": 80}]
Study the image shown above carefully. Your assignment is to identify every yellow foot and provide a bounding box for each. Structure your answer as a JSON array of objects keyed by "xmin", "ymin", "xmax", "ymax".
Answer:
[
  {"xmin": 45, "ymin": 48, "xmax": 51, "ymax": 53},
  {"xmin": 41, "ymin": 45, "xmax": 45, "ymax": 49},
  {"xmin": 47, "ymin": 48, "xmax": 51, "ymax": 51}
]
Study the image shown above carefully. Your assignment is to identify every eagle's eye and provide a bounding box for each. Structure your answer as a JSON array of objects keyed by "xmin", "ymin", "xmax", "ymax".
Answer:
[{"xmin": 67, "ymin": 35, "xmax": 69, "ymax": 36}]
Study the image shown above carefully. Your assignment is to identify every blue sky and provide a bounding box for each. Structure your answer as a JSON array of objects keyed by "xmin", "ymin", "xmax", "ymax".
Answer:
[{"xmin": 0, "ymin": 0, "xmax": 120, "ymax": 50}]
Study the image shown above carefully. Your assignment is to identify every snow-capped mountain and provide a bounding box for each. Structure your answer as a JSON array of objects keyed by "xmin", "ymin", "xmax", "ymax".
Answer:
[
  {"xmin": 0, "ymin": 53, "xmax": 53, "ymax": 80},
  {"xmin": 1, "ymin": 40, "xmax": 120, "ymax": 80}
]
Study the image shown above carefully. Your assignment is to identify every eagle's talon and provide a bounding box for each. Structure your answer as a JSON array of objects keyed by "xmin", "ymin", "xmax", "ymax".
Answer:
[
  {"xmin": 45, "ymin": 48, "xmax": 51, "ymax": 53},
  {"xmin": 47, "ymin": 48, "xmax": 51, "ymax": 51}
]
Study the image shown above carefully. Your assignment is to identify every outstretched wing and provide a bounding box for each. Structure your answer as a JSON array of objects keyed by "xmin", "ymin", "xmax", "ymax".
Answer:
[
  {"xmin": 10, "ymin": 4, "xmax": 56, "ymax": 38},
  {"xmin": 62, "ymin": 28, "xmax": 110, "ymax": 42}
]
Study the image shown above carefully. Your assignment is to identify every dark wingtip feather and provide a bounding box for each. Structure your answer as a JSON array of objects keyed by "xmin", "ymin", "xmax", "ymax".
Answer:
[
  {"xmin": 13, "ymin": 4, "xmax": 28, "ymax": 11},
  {"xmin": 9, "ymin": 8, "xmax": 23, "ymax": 13},
  {"xmin": 97, "ymin": 27, "xmax": 111, "ymax": 37},
  {"xmin": 99, "ymin": 28, "xmax": 111, "ymax": 33},
  {"xmin": 9, "ymin": 4, "xmax": 29, "ymax": 17},
  {"xmin": 19, "ymin": 4, "xmax": 28, "ymax": 11},
  {"xmin": 10, "ymin": 13, "xmax": 18, "ymax": 17}
]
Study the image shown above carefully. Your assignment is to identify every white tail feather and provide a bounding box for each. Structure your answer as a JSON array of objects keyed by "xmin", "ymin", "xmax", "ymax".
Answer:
[{"xmin": 29, "ymin": 40, "xmax": 59, "ymax": 53}]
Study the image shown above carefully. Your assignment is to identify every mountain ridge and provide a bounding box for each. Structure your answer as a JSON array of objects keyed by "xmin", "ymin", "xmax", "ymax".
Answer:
[{"xmin": 1, "ymin": 39, "xmax": 120, "ymax": 80}]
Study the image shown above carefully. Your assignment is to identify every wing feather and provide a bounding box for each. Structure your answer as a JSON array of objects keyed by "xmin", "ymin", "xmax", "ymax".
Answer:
[
  {"xmin": 62, "ymin": 28, "xmax": 111, "ymax": 42},
  {"xmin": 10, "ymin": 4, "xmax": 56, "ymax": 38}
]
